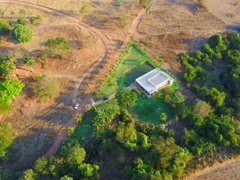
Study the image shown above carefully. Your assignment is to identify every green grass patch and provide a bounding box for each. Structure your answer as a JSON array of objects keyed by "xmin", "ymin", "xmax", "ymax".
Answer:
[
  {"xmin": 71, "ymin": 99, "xmax": 119, "ymax": 142},
  {"xmin": 96, "ymin": 44, "xmax": 151, "ymax": 99},
  {"xmin": 131, "ymin": 81, "xmax": 180, "ymax": 124},
  {"xmin": 71, "ymin": 110, "xmax": 97, "ymax": 142}
]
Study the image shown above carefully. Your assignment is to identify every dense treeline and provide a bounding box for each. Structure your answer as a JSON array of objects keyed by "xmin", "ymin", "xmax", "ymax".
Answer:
[
  {"xmin": 179, "ymin": 32, "xmax": 240, "ymax": 156},
  {"xmin": 19, "ymin": 139, "xmax": 99, "ymax": 180}
]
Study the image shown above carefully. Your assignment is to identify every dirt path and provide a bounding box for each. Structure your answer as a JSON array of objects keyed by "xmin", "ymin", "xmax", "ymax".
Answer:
[{"xmin": 0, "ymin": 0, "xmax": 157, "ymax": 156}]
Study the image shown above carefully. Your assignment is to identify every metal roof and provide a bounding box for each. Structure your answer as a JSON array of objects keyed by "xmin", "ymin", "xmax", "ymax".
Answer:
[{"xmin": 136, "ymin": 68, "xmax": 173, "ymax": 95}]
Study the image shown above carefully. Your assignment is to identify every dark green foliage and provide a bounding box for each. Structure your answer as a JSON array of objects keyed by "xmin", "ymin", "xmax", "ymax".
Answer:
[
  {"xmin": 117, "ymin": 88, "xmax": 138, "ymax": 108},
  {"xmin": 17, "ymin": 18, "xmax": 26, "ymax": 25},
  {"xmin": 10, "ymin": 24, "xmax": 33, "ymax": 43},
  {"xmin": 0, "ymin": 55, "xmax": 15, "ymax": 77},
  {"xmin": 19, "ymin": 169, "xmax": 37, "ymax": 180},
  {"xmin": 0, "ymin": 18, "xmax": 11, "ymax": 34},
  {"xmin": 78, "ymin": 163, "xmax": 99, "ymax": 178}
]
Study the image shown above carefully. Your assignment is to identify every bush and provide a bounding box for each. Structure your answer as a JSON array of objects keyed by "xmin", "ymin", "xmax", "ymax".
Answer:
[
  {"xmin": 10, "ymin": 24, "xmax": 33, "ymax": 43},
  {"xmin": 0, "ymin": 18, "xmax": 11, "ymax": 34},
  {"xmin": 80, "ymin": 4, "xmax": 92, "ymax": 14},
  {"xmin": 17, "ymin": 18, "xmax": 26, "ymax": 25},
  {"xmin": 119, "ymin": 13, "xmax": 130, "ymax": 27},
  {"xmin": 47, "ymin": 37, "xmax": 70, "ymax": 57},
  {"xmin": 139, "ymin": 0, "xmax": 152, "ymax": 8},
  {"xmin": 32, "ymin": 75, "xmax": 60, "ymax": 102}
]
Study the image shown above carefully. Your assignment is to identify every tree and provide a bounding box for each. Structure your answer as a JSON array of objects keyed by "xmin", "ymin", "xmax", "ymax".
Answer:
[
  {"xmin": 23, "ymin": 56, "xmax": 36, "ymax": 72},
  {"xmin": 0, "ymin": 122, "xmax": 15, "ymax": 160},
  {"xmin": 19, "ymin": 169, "xmax": 37, "ymax": 180},
  {"xmin": 59, "ymin": 138, "xmax": 80, "ymax": 157},
  {"xmin": 79, "ymin": 163, "xmax": 99, "ymax": 178},
  {"xmin": 193, "ymin": 100, "xmax": 212, "ymax": 117},
  {"xmin": 75, "ymin": 113, "xmax": 83, "ymax": 122},
  {"xmin": 60, "ymin": 175, "xmax": 73, "ymax": 180},
  {"xmin": 117, "ymin": 89, "xmax": 138, "ymax": 108},
  {"xmin": 66, "ymin": 146, "xmax": 86, "ymax": 164},
  {"xmin": 0, "ymin": 18, "xmax": 10, "ymax": 34},
  {"xmin": 47, "ymin": 37, "xmax": 70, "ymax": 57},
  {"xmin": 171, "ymin": 91, "xmax": 185, "ymax": 104},
  {"xmin": 33, "ymin": 156, "xmax": 48, "ymax": 175},
  {"xmin": 160, "ymin": 112, "xmax": 167, "ymax": 121},
  {"xmin": 0, "ymin": 55, "xmax": 16, "ymax": 77},
  {"xmin": 10, "ymin": 24, "xmax": 33, "ymax": 43},
  {"xmin": 17, "ymin": 18, "xmax": 26, "ymax": 25},
  {"xmin": 0, "ymin": 78, "xmax": 25, "ymax": 105}
]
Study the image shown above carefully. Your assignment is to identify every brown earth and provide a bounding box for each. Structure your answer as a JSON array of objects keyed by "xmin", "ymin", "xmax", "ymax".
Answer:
[{"xmin": 138, "ymin": 0, "xmax": 226, "ymax": 72}]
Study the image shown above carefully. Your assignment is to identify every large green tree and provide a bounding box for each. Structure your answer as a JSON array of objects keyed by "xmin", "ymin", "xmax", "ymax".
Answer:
[
  {"xmin": 0, "ymin": 78, "xmax": 24, "ymax": 104},
  {"xmin": 10, "ymin": 24, "xmax": 33, "ymax": 43}
]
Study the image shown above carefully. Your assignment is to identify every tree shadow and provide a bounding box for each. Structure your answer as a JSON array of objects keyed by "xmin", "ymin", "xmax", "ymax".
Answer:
[
  {"xmin": 3, "ymin": 127, "xmax": 56, "ymax": 170},
  {"xmin": 226, "ymin": 22, "xmax": 240, "ymax": 32}
]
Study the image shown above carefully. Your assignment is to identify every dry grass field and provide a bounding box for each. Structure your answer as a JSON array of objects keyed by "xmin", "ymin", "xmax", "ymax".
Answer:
[
  {"xmin": 187, "ymin": 158, "xmax": 240, "ymax": 180},
  {"xmin": 205, "ymin": 0, "xmax": 240, "ymax": 29},
  {"xmin": 138, "ymin": 0, "xmax": 225, "ymax": 71}
]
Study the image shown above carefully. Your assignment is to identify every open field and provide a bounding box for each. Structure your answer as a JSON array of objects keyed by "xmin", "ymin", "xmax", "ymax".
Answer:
[
  {"xmin": 205, "ymin": 0, "xmax": 240, "ymax": 29},
  {"xmin": 187, "ymin": 158, "xmax": 240, "ymax": 180},
  {"xmin": 138, "ymin": 0, "xmax": 226, "ymax": 71}
]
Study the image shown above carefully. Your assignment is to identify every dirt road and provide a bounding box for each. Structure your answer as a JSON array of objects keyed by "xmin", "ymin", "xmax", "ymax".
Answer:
[{"xmin": 0, "ymin": 0, "xmax": 157, "ymax": 156}]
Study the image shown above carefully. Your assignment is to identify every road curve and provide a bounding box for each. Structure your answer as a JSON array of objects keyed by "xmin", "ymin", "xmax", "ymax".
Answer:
[{"xmin": 0, "ymin": 0, "xmax": 157, "ymax": 156}]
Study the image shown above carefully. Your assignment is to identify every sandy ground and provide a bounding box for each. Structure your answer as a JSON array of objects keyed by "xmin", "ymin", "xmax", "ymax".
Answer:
[
  {"xmin": 187, "ymin": 158, "xmax": 240, "ymax": 180},
  {"xmin": 138, "ymin": 0, "xmax": 225, "ymax": 71},
  {"xmin": 205, "ymin": 0, "xmax": 240, "ymax": 29}
]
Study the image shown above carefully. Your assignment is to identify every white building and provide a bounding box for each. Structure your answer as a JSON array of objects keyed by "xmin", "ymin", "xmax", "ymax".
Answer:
[{"xmin": 135, "ymin": 68, "xmax": 174, "ymax": 97}]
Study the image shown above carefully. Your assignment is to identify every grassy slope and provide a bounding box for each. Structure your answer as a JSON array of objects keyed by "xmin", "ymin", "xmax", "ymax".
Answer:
[{"xmin": 96, "ymin": 45, "xmax": 151, "ymax": 99}]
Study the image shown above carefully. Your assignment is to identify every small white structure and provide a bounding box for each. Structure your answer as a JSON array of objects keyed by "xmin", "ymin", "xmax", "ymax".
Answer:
[{"xmin": 135, "ymin": 68, "xmax": 173, "ymax": 97}]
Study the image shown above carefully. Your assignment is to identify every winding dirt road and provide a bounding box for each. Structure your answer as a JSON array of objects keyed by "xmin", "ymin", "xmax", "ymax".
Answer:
[{"xmin": 0, "ymin": 0, "xmax": 157, "ymax": 156}]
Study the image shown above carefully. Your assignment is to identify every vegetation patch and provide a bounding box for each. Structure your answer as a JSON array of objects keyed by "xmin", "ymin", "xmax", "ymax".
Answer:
[
  {"xmin": 10, "ymin": 24, "xmax": 33, "ymax": 43},
  {"xmin": 0, "ymin": 18, "xmax": 11, "ymax": 34},
  {"xmin": 131, "ymin": 81, "xmax": 180, "ymax": 124},
  {"xmin": 95, "ymin": 43, "xmax": 151, "ymax": 99}
]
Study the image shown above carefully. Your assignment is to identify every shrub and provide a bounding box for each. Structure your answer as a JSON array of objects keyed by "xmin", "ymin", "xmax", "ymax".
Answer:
[
  {"xmin": 17, "ymin": 18, "xmax": 26, "ymax": 25},
  {"xmin": 0, "ymin": 18, "xmax": 11, "ymax": 34},
  {"xmin": 80, "ymin": 4, "xmax": 92, "ymax": 14},
  {"xmin": 10, "ymin": 24, "xmax": 33, "ymax": 43},
  {"xmin": 139, "ymin": 0, "xmax": 152, "ymax": 8},
  {"xmin": 47, "ymin": 37, "xmax": 70, "ymax": 57},
  {"xmin": 32, "ymin": 75, "xmax": 60, "ymax": 102}
]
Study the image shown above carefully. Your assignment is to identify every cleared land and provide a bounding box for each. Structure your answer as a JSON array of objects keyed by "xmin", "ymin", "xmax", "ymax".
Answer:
[
  {"xmin": 138, "ymin": 0, "xmax": 225, "ymax": 71},
  {"xmin": 205, "ymin": 0, "xmax": 240, "ymax": 29},
  {"xmin": 187, "ymin": 158, "xmax": 240, "ymax": 180}
]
